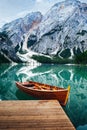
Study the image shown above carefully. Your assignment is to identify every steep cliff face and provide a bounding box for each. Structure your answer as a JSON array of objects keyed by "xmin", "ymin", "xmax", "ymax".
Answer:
[
  {"xmin": 0, "ymin": 12, "xmax": 42, "ymax": 62},
  {"xmin": 0, "ymin": 0, "xmax": 87, "ymax": 63},
  {"xmin": 30, "ymin": 0, "xmax": 87, "ymax": 59},
  {"xmin": 0, "ymin": 31, "xmax": 22, "ymax": 63},
  {"xmin": 2, "ymin": 12, "xmax": 42, "ymax": 49}
]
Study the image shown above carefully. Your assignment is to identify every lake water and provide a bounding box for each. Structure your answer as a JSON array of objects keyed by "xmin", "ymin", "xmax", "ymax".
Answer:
[{"xmin": 0, "ymin": 63, "xmax": 87, "ymax": 130}]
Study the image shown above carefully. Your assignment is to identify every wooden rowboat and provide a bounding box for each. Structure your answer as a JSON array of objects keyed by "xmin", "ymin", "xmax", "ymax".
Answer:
[{"xmin": 16, "ymin": 81, "xmax": 70, "ymax": 106}]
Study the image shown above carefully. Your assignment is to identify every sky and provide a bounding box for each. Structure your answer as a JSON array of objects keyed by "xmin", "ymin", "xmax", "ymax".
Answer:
[{"xmin": 0, "ymin": 0, "xmax": 87, "ymax": 27}]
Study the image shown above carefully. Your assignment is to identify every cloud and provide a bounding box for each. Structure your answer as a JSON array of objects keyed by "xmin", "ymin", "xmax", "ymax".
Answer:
[
  {"xmin": 80, "ymin": 0, "xmax": 87, "ymax": 3},
  {"xmin": 16, "ymin": 10, "xmax": 30, "ymax": 18},
  {"xmin": 36, "ymin": 0, "xmax": 43, "ymax": 3}
]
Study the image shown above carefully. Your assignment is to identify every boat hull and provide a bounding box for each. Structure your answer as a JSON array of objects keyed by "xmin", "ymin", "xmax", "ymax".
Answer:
[{"xmin": 16, "ymin": 81, "xmax": 70, "ymax": 106}]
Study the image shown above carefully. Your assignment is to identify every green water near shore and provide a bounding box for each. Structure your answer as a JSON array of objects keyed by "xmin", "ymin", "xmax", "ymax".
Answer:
[{"xmin": 0, "ymin": 63, "xmax": 87, "ymax": 130}]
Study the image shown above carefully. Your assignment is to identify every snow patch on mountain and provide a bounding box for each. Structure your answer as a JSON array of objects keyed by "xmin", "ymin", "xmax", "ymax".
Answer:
[
  {"xmin": 30, "ymin": 0, "xmax": 87, "ymax": 59},
  {"xmin": 0, "ymin": 0, "xmax": 87, "ymax": 63}
]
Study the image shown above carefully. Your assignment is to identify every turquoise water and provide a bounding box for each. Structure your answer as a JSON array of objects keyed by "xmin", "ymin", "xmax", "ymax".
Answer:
[{"xmin": 0, "ymin": 63, "xmax": 87, "ymax": 130}]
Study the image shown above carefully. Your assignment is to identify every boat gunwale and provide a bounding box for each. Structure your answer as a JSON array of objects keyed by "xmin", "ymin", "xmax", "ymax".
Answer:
[{"xmin": 16, "ymin": 82, "xmax": 69, "ymax": 93}]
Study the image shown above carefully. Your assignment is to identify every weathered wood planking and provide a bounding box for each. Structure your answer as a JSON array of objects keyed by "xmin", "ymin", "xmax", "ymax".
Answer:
[{"xmin": 0, "ymin": 100, "xmax": 75, "ymax": 130}]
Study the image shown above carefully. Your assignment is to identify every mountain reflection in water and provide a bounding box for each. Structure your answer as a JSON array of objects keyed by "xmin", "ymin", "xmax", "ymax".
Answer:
[{"xmin": 0, "ymin": 63, "xmax": 87, "ymax": 130}]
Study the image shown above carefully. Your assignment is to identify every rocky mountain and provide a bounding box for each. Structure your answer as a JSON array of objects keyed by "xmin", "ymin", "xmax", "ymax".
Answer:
[
  {"xmin": 0, "ymin": 12, "xmax": 42, "ymax": 63},
  {"xmin": 0, "ymin": 31, "xmax": 22, "ymax": 63},
  {"xmin": 2, "ymin": 11, "xmax": 42, "ymax": 47},
  {"xmin": 30, "ymin": 0, "xmax": 87, "ymax": 59},
  {"xmin": 0, "ymin": 0, "xmax": 87, "ymax": 63}
]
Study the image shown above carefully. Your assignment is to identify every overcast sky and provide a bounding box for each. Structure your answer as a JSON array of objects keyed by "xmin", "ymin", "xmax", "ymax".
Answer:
[{"xmin": 0, "ymin": 0, "xmax": 87, "ymax": 27}]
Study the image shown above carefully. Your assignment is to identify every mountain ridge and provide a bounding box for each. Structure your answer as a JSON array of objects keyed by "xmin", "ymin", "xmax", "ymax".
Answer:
[
  {"xmin": 0, "ymin": 0, "xmax": 87, "ymax": 63},
  {"xmin": 30, "ymin": 0, "xmax": 87, "ymax": 59}
]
